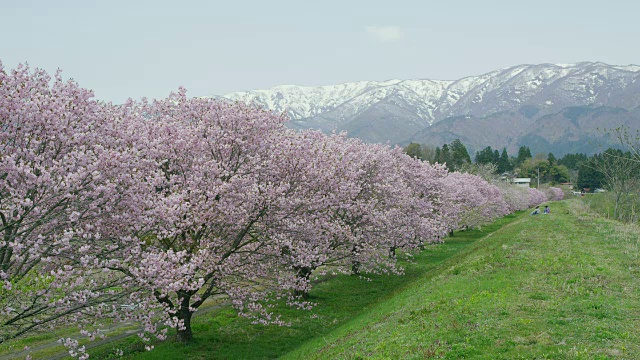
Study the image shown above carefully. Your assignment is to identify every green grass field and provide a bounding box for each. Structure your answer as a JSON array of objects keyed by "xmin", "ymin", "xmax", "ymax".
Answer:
[
  {"xmin": 90, "ymin": 213, "xmax": 517, "ymax": 360},
  {"xmin": 6, "ymin": 199, "xmax": 640, "ymax": 359},
  {"xmin": 282, "ymin": 200, "xmax": 640, "ymax": 359},
  {"xmin": 581, "ymin": 192, "xmax": 640, "ymax": 224}
]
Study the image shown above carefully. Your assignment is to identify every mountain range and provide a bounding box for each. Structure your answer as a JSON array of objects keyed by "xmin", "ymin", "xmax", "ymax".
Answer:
[{"xmin": 221, "ymin": 62, "xmax": 640, "ymax": 156}]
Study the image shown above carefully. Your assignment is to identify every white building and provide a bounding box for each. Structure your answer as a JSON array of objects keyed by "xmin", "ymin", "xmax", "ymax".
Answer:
[{"xmin": 512, "ymin": 178, "xmax": 531, "ymax": 188}]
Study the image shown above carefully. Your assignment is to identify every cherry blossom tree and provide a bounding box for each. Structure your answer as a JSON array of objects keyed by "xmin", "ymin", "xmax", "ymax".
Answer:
[
  {"xmin": 390, "ymin": 151, "xmax": 450, "ymax": 251},
  {"xmin": 495, "ymin": 183, "xmax": 531, "ymax": 212},
  {"xmin": 270, "ymin": 132, "xmax": 372, "ymax": 290},
  {"xmin": 545, "ymin": 187, "xmax": 564, "ymax": 201},
  {"xmin": 438, "ymin": 172, "xmax": 508, "ymax": 232},
  {"xmin": 277, "ymin": 136, "xmax": 448, "ymax": 284},
  {"xmin": 0, "ymin": 63, "xmax": 138, "ymax": 347},
  {"xmin": 95, "ymin": 92, "xmax": 356, "ymax": 343},
  {"xmin": 527, "ymin": 187, "xmax": 547, "ymax": 208},
  {"xmin": 3, "ymin": 61, "xmax": 554, "ymax": 356}
]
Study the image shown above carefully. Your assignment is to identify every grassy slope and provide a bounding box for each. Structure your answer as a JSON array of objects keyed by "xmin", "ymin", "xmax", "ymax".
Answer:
[
  {"xmin": 282, "ymin": 200, "xmax": 640, "ymax": 359},
  {"xmin": 90, "ymin": 210, "xmax": 520, "ymax": 359},
  {"xmin": 581, "ymin": 192, "xmax": 640, "ymax": 224},
  {"xmin": 32, "ymin": 199, "xmax": 640, "ymax": 359}
]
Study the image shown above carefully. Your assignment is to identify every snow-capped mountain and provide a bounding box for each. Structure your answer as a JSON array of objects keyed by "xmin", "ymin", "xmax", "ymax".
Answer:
[
  {"xmin": 408, "ymin": 105, "xmax": 640, "ymax": 156},
  {"xmin": 221, "ymin": 62, "xmax": 640, "ymax": 146}
]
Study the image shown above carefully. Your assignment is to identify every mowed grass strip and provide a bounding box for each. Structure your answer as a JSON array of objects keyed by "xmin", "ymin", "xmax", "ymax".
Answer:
[
  {"xmin": 282, "ymin": 199, "xmax": 640, "ymax": 360},
  {"xmin": 88, "ymin": 211, "xmax": 520, "ymax": 359}
]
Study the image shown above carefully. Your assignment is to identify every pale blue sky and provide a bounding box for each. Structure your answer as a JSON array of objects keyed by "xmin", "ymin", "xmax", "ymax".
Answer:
[{"xmin": 2, "ymin": 0, "xmax": 638, "ymax": 103}]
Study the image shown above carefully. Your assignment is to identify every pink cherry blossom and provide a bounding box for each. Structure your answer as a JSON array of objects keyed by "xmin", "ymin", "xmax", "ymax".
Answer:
[{"xmin": 1, "ymin": 61, "xmax": 557, "ymax": 357}]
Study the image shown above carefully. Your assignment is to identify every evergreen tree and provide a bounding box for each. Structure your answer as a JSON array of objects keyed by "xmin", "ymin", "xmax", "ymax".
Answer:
[
  {"xmin": 420, "ymin": 144, "xmax": 437, "ymax": 164},
  {"xmin": 558, "ymin": 153, "xmax": 588, "ymax": 170},
  {"xmin": 516, "ymin": 146, "xmax": 532, "ymax": 166},
  {"xmin": 493, "ymin": 149, "xmax": 500, "ymax": 164},
  {"xmin": 449, "ymin": 139, "xmax": 471, "ymax": 171},
  {"xmin": 440, "ymin": 144, "xmax": 451, "ymax": 167},
  {"xmin": 404, "ymin": 143, "xmax": 423, "ymax": 160},
  {"xmin": 474, "ymin": 146, "xmax": 495, "ymax": 165},
  {"xmin": 497, "ymin": 148, "xmax": 512, "ymax": 173},
  {"xmin": 577, "ymin": 159, "xmax": 604, "ymax": 191},
  {"xmin": 547, "ymin": 152, "xmax": 557, "ymax": 165}
]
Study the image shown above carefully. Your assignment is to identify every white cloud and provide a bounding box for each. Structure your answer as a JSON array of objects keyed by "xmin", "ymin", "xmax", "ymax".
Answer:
[{"xmin": 365, "ymin": 26, "xmax": 404, "ymax": 42}]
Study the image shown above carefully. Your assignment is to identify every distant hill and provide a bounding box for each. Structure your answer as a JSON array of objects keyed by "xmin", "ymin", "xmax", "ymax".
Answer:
[
  {"xmin": 220, "ymin": 62, "xmax": 640, "ymax": 155},
  {"xmin": 408, "ymin": 105, "xmax": 640, "ymax": 156}
]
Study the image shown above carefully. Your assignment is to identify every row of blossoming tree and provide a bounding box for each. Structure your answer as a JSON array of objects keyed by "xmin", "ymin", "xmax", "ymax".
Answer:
[{"xmin": 0, "ymin": 63, "xmax": 561, "ymax": 358}]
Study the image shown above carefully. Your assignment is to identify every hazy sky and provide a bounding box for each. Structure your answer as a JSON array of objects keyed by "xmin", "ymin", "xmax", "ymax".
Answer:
[{"xmin": 2, "ymin": 0, "xmax": 639, "ymax": 103}]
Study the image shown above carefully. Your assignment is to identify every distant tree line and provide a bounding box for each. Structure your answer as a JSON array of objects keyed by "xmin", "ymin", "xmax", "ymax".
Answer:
[
  {"xmin": 404, "ymin": 129, "xmax": 640, "ymax": 223},
  {"xmin": 575, "ymin": 147, "xmax": 640, "ymax": 222},
  {"xmin": 403, "ymin": 141, "xmax": 569, "ymax": 185}
]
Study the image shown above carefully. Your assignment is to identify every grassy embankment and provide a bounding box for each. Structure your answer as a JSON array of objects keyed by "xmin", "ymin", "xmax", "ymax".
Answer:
[
  {"xmin": 92, "ymin": 209, "xmax": 524, "ymax": 359},
  {"xmin": 581, "ymin": 192, "xmax": 639, "ymax": 224},
  {"xmin": 7, "ymin": 199, "xmax": 640, "ymax": 359},
  {"xmin": 114, "ymin": 199, "xmax": 640, "ymax": 359},
  {"xmin": 282, "ymin": 199, "xmax": 640, "ymax": 359}
]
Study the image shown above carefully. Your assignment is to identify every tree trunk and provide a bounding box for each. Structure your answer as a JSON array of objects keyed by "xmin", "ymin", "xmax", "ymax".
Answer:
[
  {"xmin": 351, "ymin": 261, "xmax": 360, "ymax": 275},
  {"xmin": 351, "ymin": 245, "xmax": 361, "ymax": 275},
  {"xmin": 614, "ymin": 190, "xmax": 622, "ymax": 220},
  {"xmin": 1, "ymin": 225, "xmax": 14, "ymax": 273},
  {"xmin": 294, "ymin": 266, "xmax": 313, "ymax": 300},
  {"xmin": 176, "ymin": 293, "xmax": 194, "ymax": 343}
]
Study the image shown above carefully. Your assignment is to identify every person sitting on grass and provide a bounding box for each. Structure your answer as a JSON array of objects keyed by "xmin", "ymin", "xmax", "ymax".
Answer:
[
  {"xmin": 543, "ymin": 205, "xmax": 550, "ymax": 214},
  {"xmin": 530, "ymin": 206, "xmax": 540, "ymax": 215}
]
